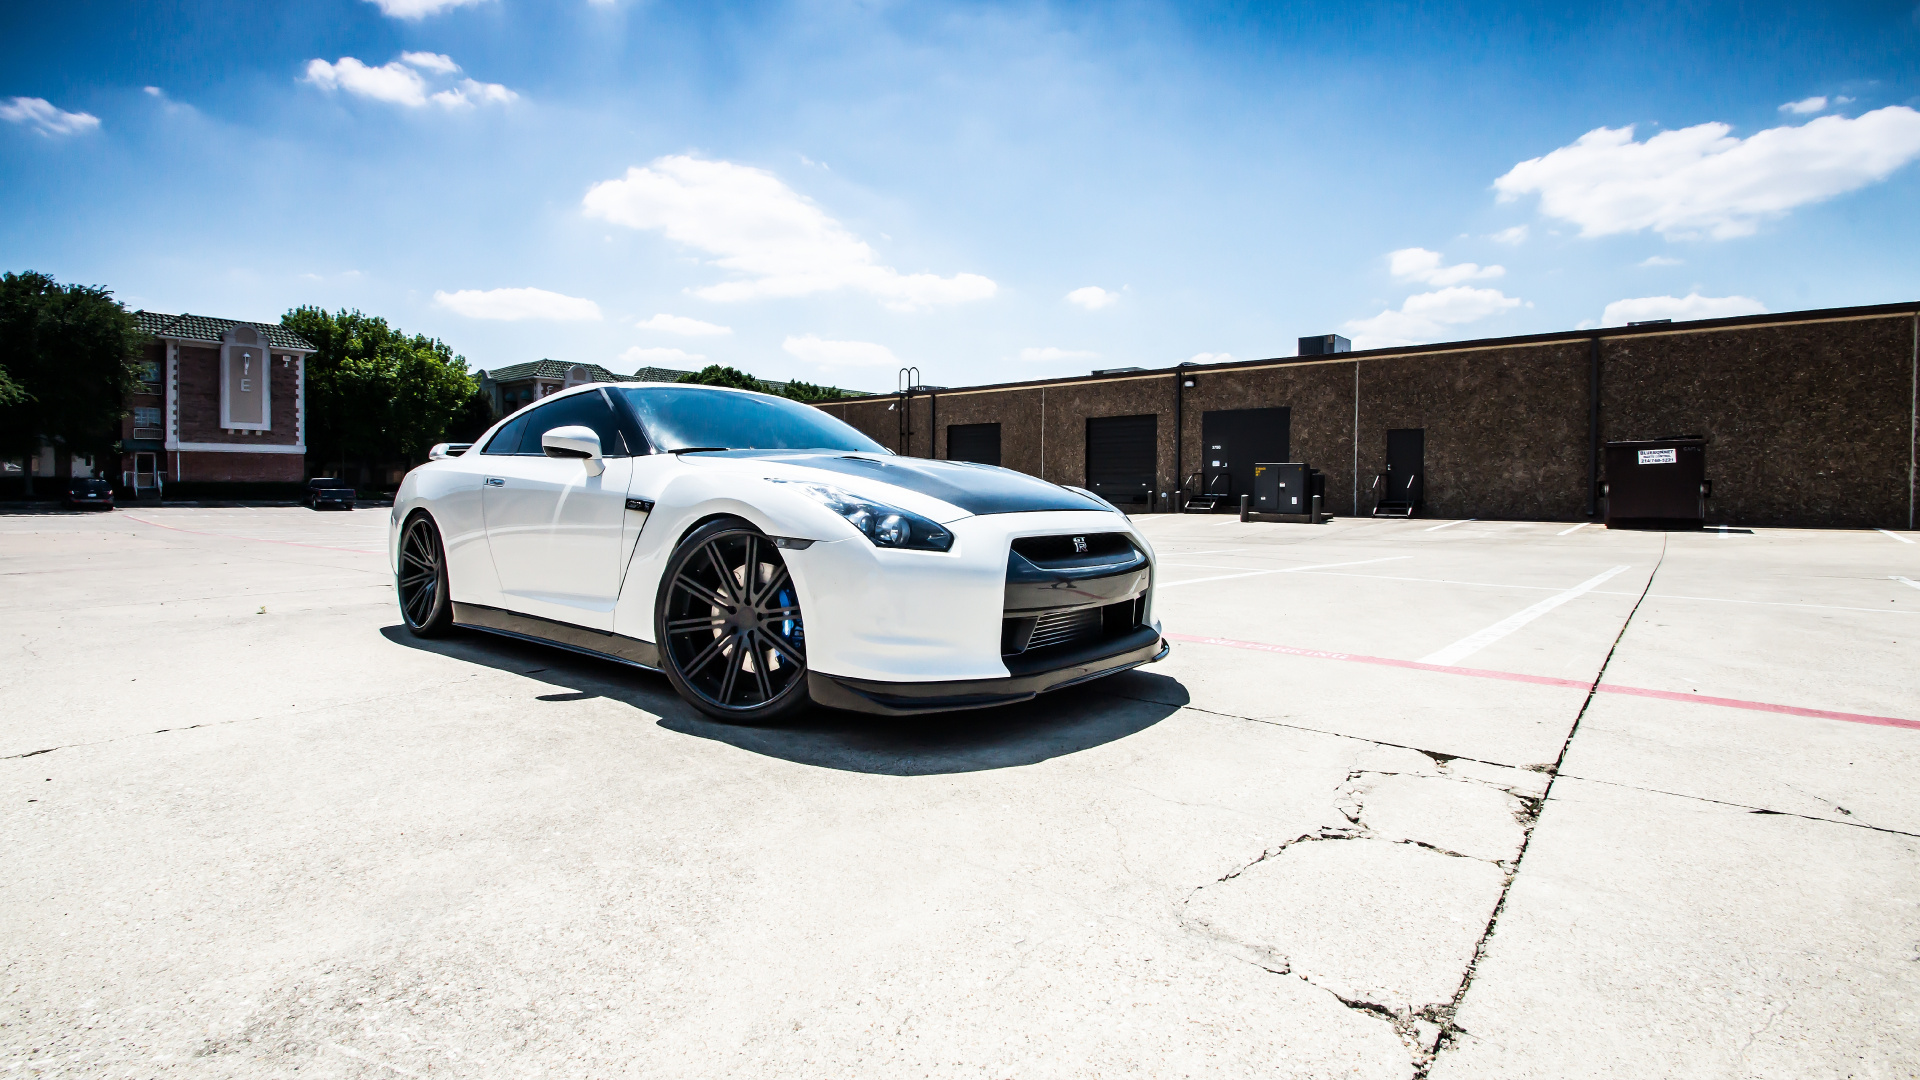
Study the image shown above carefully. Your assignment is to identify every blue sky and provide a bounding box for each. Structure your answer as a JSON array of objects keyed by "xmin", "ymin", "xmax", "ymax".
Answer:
[{"xmin": 3, "ymin": 1, "xmax": 1918, "ymax": 391}]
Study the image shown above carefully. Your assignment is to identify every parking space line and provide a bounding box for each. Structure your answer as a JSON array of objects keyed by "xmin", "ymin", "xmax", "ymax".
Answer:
[
  {"xmin": 125, "ymin": 515, "xmax": 382, "ymax": 555},
  {"xmin": 1417, "ymin": 565, "xmax": 1632, "ymax": 666},
  {"xmin": 1557, "ymin": 522, "xmax": 1588, "ymax": 535},
  {"xmin": 1156, "ymin": 555, "xmax": 1411, "ymax": 589},
  {"xmin": 1423, "ymin": 518, "xmax": 1475, "ymax": 531},
  {"xmin": 1895, "ymin": 576, "xmax": 1920, "ymax": 591},
  {"xmin": 1878, "ymin": 529, "xmax": 1916, "ymax": 544},
  {"xmin": 1165, "ymin": 632, "xmax": 1920, "ymax": 732}
]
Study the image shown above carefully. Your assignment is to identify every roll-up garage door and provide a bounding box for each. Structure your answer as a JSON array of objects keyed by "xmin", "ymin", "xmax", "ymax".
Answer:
[
  {"xmin": 1086, "ymin": 414, "xmax": 1157, "ymax": 505},
  {"xmin": 947, "ymin": 423, "xmax": 1002, "ymax": 466}
]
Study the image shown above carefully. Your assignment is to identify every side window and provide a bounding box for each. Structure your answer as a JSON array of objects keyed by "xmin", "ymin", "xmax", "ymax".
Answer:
[
  {"xmin": 515, "ymin": 390, "xmax": 628, "ymax": 457},
  {"xmin": 482, "ymin": 414, "xmax": 528, "ymax": 455}
]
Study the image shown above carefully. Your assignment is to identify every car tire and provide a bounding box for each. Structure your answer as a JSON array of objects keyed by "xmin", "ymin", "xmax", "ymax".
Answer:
[
  {"xmin": 397, "ymin": 511, "xmax": 455, "ymax": 638},
  {"xmin": 655, "ymin": 517, "xmax": 811, "ymax": 724}
]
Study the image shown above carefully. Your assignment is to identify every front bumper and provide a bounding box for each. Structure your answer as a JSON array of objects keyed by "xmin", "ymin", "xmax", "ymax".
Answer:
[{"xmin": 806, "ymin": 627, "xmax": 1168, "ymax": 716}]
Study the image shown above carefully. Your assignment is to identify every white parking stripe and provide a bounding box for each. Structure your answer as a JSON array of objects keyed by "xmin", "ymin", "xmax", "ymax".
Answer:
[
  {"xmin": 1423, "ymin": 518, "xmax": 1475, "ymax": 531},
  {"xmin": 1417, "ymin": 565, "xmax": 1633, "ymax": 666},
  {"xmin": 1895, "ymin": 577, "xmax": 1920, "ymax": 591},
  {"xmin": 1157, "ymin": 556, "xmax": 1411, "ymax": 589},
  {"xmin": 1878, "ymin": 529, "xmax": 1916, "ymax": 544},
  {"xmin": 1556, "ymin": 522, "xmax": 1588, "ymax": 535}
]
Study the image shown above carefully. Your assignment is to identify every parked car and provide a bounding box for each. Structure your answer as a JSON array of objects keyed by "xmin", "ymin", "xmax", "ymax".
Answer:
[
  {"xmin": 64, "ymin": 478, "xmax": 115, "ymax": 510},
  {"xmin": 304, "ymin": 478, "xmax": 357, "ymax": 510},
  {"xmin": 390, "ymin": 383, "xmax": 1166, "ymax": 722}
]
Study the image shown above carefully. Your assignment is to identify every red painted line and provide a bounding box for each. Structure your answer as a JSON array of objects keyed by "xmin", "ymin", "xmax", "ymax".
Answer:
[
  {"xmin": 1164, "ymin": 631, "xmax": 1920, "ymax": 732},
  {"xmin": 125, "ymin": 515, "xmax": 381, "ymax": 556},
  {"xmin": 1590, "ymin": 684, "xmax": 1920, "ymax": 731}
]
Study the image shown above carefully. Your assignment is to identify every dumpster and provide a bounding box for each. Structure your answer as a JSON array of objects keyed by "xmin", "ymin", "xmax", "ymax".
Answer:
[{"xmin": 1603, "ymin": 438, "xmax": 1710, "ymax": 529}]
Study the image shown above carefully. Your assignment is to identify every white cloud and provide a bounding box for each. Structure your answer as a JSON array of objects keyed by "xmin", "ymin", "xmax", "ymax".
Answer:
[
  {"xmin": 636, "ymin": 313, "xmax": 732, "ymax": 337},
  {"xmin": 1779, "ymin": 96, "xmax": 1828, "ymax": 115},
  {"xmin": 782, "ymin": 335, "xmax": 902, "ymax": 368},
  {"xmin": 1488, "ymin": 225, "xmax": 1529, "ymax": 245},
  {"xmin": 1182, "ymin": 352, "xmax": 1234, "ymax": 365},
  {"xmin": 0, "ymin": 96, "xmax": 100, "ymax": 136},
  {"xmin": 1065, "ymin": 286, "xmax": 1119, "ymax": 310},
  {"xmin": 1637, "ymin": 255, "xmax": 1684, "ymax": 267},
  {"xmin": 433, "ymin": 287, "xmax": 601, "ymax": 321},
  {"xmin": 1343, "ymin": 286, "xmax": 1524, "ymax": 349},
  {"xmin": 365, "ymin": 0, "xmax": 490, "ymax": 18},
  {"xmin": 1494, "ymin": 107, "xmax": 1920, "ymax": 239},
  {"xmin": 399, "ymin": 51, "xmax": 461, "ymax": 74},
  {"xmin": 1388, "ymin": 248, "xmax": 1505, "ymax": 286},
  {"xmin": 620, "ymin": 346, "xmax": 705, "ymax": 367},
  {"xmin": 581, "ymin": 155, "xmax": 996, "ymax": 311},
  {"xmin": 1019, "ymin": 347, "xmax": 1100, "ymax": 363},
  {"xmin": 1601, "ymin": 293, "xmax": 1765, "ymax": 326},
  {"xmin": 303, "ymin": 56, "xmax": 516, "ymax": 109},
  {"xmin": 142, "ymin": 86, "xmax": 162, "ymax": 97}
]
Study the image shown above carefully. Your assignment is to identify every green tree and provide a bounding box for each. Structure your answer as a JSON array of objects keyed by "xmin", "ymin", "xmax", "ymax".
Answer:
[
  {"xmin": 779, "ymin": 378, "xmax": 858, "ymax": 403},
  {"xmin": 0, "ymin": 271, "xmax": 146, "ymax": 479},
  {"xmin": 282, "ymin": 307, "xmax": 481, "ymax": 478},
  {"xmin": 678, "ymin": 364, "xmax": 773, "ymax": 394}
]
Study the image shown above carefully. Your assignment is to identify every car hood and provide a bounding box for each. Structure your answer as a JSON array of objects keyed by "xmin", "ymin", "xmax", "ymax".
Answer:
[{"xmin": 681, "ymin": 450, "xmax": 1108, "ymax": 520}]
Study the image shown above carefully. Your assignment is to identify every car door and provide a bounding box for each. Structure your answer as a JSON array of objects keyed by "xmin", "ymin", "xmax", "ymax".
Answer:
[{"xmin": 479, "ymin": 389, "xmax": 637, "ymax": 630}]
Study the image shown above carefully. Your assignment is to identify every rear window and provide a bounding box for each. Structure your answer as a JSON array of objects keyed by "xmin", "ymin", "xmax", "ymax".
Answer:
[
  {"xmin": 71, "ymin": 479, "xmax": 111, "ymax": 492},
  {"xmin": 482, "ymin": 414, "xmax": 529, "ymax": 455}
]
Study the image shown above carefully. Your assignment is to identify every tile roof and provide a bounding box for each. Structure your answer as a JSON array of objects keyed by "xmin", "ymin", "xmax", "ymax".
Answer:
[
  {"xmin": 630, "ymin": 365, "xmax": 696, "ymax": 383},
  {"xmin": 477, "ymin": 359, "xmax": 647, "ymax": 384},
  {"xmin": 480, "ymin": 359, "xmax": 698, "ymax": 384},
  {"xmin": 135, "ymin": 311, "xmax": 315, "ymax": 351}
]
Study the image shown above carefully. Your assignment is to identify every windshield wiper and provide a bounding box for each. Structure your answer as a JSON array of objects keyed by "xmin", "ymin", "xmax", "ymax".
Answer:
[{"xmin": 670, "ymin": 446, "xmax": 730, "ymax": 454}]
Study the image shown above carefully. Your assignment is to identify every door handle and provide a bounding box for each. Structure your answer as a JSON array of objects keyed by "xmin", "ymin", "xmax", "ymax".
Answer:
[{"xmin": 484, "ymin": 477, "xmax": 504, "ymax": 487}]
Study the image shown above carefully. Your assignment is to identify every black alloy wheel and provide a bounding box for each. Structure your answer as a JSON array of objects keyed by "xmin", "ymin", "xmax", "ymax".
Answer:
[
  {"xmin": 398, "ymin": 513, "xmax": 454, "ymax": 637},
  {"xmin": 656, "ymin": 518, "xmax": 810, "ymax": 723}
]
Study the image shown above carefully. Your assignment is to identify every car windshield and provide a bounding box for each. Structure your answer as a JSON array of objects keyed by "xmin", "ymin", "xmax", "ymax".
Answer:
[{"xmin": 615, "ymin": 386, "xmax": 886, "ymax": 454}]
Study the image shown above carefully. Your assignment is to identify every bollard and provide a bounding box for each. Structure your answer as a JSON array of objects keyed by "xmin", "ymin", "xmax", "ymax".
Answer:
[
  {"xmin": 1239, "ymin": 494, "xmax": 1250, "ymax": 522},
  {"xmin": 1311, "ymin": 493, "xmax": 1323, "ymax": 523}
]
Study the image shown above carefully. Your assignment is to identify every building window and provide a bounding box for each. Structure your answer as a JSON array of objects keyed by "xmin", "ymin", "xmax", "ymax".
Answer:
[
  {"xmin": 139, "ymin": 361, "xmax": 161, "ymax": 383},
  {"xmin": 133, "ymin": 407, "xmax": 162, "ymax": 426}
]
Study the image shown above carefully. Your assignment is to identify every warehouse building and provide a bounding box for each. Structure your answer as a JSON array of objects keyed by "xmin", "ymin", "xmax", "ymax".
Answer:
[{"xmin": 815, "ymin": 302, "xmax": 1919, "ymax": 530}]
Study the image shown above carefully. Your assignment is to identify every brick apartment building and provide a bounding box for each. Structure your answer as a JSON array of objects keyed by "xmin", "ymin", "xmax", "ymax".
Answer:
[
  {"xmin": 476, "ymin": 360, "xmax": 692, "ymax": 416},
  {"xmin": 122, "ymin": 312, "xmax": 316, "ymax": 494}
]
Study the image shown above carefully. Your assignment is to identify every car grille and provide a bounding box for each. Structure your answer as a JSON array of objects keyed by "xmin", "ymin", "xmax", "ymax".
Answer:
[
  {"xmin": 1002, "ymin": 595, "xmax": 1147, "ymax": 657},
  {"xmin": 1027, "ymin": 607, "xmax": 1103, "ymax": 651}
]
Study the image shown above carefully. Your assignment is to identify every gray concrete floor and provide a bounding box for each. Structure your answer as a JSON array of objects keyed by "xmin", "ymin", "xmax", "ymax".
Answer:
[{"xmin": 3, "ymin": 506, "xmax": 1917, "ymax": 1078}]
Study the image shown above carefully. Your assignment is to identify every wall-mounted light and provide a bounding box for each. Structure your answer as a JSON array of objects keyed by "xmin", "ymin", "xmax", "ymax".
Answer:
[{"xmin": 1181, "ymin": 374, "xmax": 1198, "ymax": 388}]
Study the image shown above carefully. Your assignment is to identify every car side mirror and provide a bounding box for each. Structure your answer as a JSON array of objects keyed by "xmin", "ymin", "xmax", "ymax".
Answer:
[{"xmin": 542, "ymin": 425, "xmax": 605, "ymax": 475}]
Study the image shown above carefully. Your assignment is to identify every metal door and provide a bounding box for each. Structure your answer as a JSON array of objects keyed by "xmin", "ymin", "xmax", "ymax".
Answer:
[
  {"xmin": 1085, "ymin": 414, "xmax": 1157, "ymax": 505},
  {"xmin": 1201, "ymin": 408, "xmax": 1290, "ymax": 503},
  {"xmin": 947, "ymin": 423, "xmax": 1001, "ymax": 466},
  {"xmin": 1385, "ymin": 428, "xmax": 1424, "ymax": 508}
]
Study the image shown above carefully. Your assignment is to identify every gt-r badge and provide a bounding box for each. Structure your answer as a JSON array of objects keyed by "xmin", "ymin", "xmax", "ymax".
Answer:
[{"xmin": 1073, "ymin": 536, "xmax": 1088, "ymax": 553}]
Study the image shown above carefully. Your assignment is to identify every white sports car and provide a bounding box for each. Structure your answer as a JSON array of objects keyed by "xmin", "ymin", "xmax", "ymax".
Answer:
[{"xmin": 390, "ymin": 382, "xmax": 1167, "ymax": 722}]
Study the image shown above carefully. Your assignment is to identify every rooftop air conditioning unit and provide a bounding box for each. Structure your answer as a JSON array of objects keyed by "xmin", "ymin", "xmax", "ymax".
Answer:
[{"xmin": 1299, "ymin": 334, "xmax": 1351, "ymax": 356}]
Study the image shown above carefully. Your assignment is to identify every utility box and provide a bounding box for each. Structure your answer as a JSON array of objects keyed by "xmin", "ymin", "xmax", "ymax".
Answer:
[
  {"xmin": 1254, "ymin": 462, "xmax": 1308, "ymax": 514},
  {"xmin": 1244, "ymin": 463, "xmax": 1324, "ymax": 523},
  {"xmin": 1604, "ymin": 438, "xmax": 1710, "ymax": 529}
]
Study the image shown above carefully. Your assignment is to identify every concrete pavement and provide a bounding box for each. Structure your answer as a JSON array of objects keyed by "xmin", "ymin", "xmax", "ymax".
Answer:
[{"xmin": 3, "ymin": 506, "xmax": 1916, "ymax": 1077}]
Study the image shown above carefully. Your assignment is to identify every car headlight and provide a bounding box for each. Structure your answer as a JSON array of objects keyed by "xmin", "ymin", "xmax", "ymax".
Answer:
[{"xmin": 775, "ymin": 481, "xmax": 953, "ymax": 551}]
